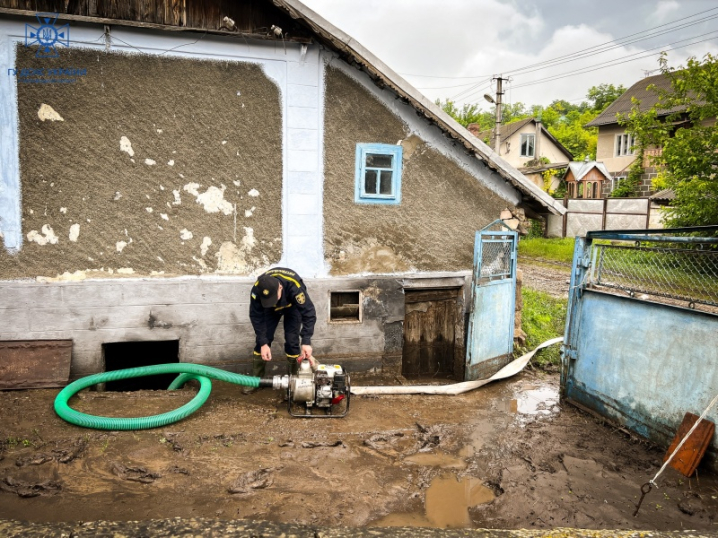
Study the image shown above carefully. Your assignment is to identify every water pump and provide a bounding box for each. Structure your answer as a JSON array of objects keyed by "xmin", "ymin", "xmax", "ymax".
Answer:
[{"xmin": 266, "ymin": 359, "xmax": 351, "ymax": 417}]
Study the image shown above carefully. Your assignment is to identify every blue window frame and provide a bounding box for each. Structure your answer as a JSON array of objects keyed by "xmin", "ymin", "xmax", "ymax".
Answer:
[{"xmin": 354, "ymin": 143, "xmax": 402, "ymax": 205}]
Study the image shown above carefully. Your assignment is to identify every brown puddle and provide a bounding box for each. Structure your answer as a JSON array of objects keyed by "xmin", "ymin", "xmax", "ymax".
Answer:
[{"xmin": 369, "ymin": 474, "xmax": 495, "ymax": 529}]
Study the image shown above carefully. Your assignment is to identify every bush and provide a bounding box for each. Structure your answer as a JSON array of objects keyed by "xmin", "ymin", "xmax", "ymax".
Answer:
[{"xmin": 517, "ymin": 288, "xmax": 567, "ymax": 369}]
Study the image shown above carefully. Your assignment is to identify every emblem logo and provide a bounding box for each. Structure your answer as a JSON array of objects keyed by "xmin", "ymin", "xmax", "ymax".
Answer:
[
  {"xmin": 263, "ymin": 289, "xmax": 269, "ymax": 296},
  {"xmin": 25, "ymin": 13, "xmax": 70, "ymax": 58},
  {"xmin": 296, "ymin": 292, "xmax": 306, "ymax": 305}
]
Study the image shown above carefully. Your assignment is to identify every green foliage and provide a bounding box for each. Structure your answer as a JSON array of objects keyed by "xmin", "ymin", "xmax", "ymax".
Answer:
[
  {"xmin": 587, "ymin": 83, "xmax": 627, "ymax": 112},
  {"xmin": 518, "ymin": 237, "xmax": 576, "ymax": 264},
  {"xmin": 436, "ymin": 98, "xmax": 493, "ymax": 130},
  {"xmin": 517, "ymin": 289, "xmax": 567, "ymax": 368},
  {"xmin": 621, "ymin": 53, "xmax": 718, "ymax": 227},
  {"xmin": 611, "ymin": 147, "xmax": 644, "ymax": 198}
]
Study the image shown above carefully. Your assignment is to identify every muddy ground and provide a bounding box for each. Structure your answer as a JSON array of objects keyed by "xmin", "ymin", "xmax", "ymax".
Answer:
[
  {"xmin": 1, "ymin": 262, "xmax": 717, "ymax": 532},
  {"xmin": 1, "ymin": 369, "xmax": 717, "ymax": 532}
]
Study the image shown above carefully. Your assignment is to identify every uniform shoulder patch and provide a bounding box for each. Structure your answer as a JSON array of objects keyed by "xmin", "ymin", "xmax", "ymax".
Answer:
[
  {"xmin": 251, "ymin": 293, "xmax": 257, "ymax": 300},
  {"xmin": 296, "ymin": 292, "xmax": 306, "ymax": 305}
]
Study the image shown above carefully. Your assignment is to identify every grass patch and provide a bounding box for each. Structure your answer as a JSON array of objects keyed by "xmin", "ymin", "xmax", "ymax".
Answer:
[
  {"xmin": 518, "ymin": 237, "xmax": 576, "ymax": 265},
  {"xmin": 517, "ymin": 288, "xmax": 567, "ymax": 369}
]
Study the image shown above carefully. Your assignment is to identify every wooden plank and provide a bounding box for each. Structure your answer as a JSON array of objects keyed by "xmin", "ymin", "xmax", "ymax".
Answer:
[
  {"xmin": 0, "ymin": 340, "xmax": 72, "ymax": 389},
  {"xmin": 0, "ymin": 7, "xmax": 312, "ymax": 41},
  {"xmin": 664, "ymin": 412, "xmax": 715, "ymax": 477}
]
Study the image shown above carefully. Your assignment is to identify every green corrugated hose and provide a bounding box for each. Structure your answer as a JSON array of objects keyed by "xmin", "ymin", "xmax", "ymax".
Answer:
[{"xmin": 54, "ymin": 364, "xmax": 260, "ymax": 430}]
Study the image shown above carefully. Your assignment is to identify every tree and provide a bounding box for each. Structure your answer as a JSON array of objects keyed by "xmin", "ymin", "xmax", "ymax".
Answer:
[
  {"xmin": 587, "ymin": 83, "xmax": 627, "ymax": 112},
  {"xmin": 621, "ymin": 53, "xmax": 718, "ymax": 227},
  {"xmin": 435, "ymin": 98, "xmax": 493, "ymax": 130}
]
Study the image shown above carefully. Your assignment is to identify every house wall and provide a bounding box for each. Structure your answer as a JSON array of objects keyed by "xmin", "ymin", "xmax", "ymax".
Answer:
[
  {"xmin": 596, "ymin": 124, "xmax": 636, "ymax": 175},
  {"xmin": 0, "ymin": 18, "xmax": 519, "ymax": 376},
  {"xmin": 502, "ymin": 123, "xmax": 568, "ymax": 169},
  {"xmin": 322, "ymin": 66, "xmax": 519, "ymax": 275}
]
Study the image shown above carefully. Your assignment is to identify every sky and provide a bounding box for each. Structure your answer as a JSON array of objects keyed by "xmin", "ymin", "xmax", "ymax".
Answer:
[{"xmin": 300, "ymin": 0, "xmax": 718, "ymax": 111}]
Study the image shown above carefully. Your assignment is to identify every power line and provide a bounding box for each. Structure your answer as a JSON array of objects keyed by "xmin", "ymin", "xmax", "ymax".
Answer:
[
  {"xmin": 398, "ymin": 5, "xmax": 718, "ymax": 83},
  {"xmin": 504, "ymin": 8, "xmax": 718, "ymax": 76},
  {"xmin": 509, "ymin": 31, "xmax": 718, "ymax": 91}
]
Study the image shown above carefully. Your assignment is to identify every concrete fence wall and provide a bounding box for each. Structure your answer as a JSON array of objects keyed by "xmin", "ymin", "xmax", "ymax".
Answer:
[{"xmin": 547, "ymin": 198, "xmax": 665, "ymax": 238}]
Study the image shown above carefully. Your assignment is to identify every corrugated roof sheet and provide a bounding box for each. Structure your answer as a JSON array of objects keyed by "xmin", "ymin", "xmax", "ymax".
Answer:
[
  {"xmin": 649, "ymin": 188, "xmax": 676, "ymax": 201},
  {"xmin": 585, "ymin": 73, "xmax": 685, "ymax": 127}
]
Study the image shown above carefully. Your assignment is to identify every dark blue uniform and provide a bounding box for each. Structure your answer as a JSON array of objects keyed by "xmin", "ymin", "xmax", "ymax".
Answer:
[{"xmin": 249, "ymin": 267, "xmax": 316, "ymax": 376}]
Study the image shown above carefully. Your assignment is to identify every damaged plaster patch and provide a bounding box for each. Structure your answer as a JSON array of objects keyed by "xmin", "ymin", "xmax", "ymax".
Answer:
[
  {"xmin": 37, "ymin": 104, "xmax": 64, "ymax": 122},
  {"xmin": 60, "ymin": 207, "xmax": 67, "ymax": 214},
  {"xmin": 69, "ymin": 224, "xmax": 80, "ymax": 242},
  {"xmin": 215, "ymin": 229, "xmax": 258, "ymax": 274},
  {"xmin": 328, "ymin": 241, "xmax": 411, "ymax": 276},
  {"xmin": 180, "ymin": 229, "xmax": 193, "ymax": 240},
  {"xmin": 244, "ymin": 207, "xmax": 255, "ymax": 218},
  {"xmin": 201, "ymin": 236, "xmax": 212, "ymax": 256},
  {"xmin": 117, "ymin": 268, "xmax": 135, "ymax": 275},
  {"xmin": 120, "ymin": 136, "xmax": 134, "ymax": 157},
  {"xmin": 27, "ymin": 225, "xmax": 59, "ymax": 246},
  {"xmin": 160, "ymin": 213, "xmax": 169, "ymax": 221},
  {"xmin": 37, "ymin": 270, "xmax": 87, "ymax": 283},
  {"xmin": 248, "ymin": 189, "xmax": 259, "ymax": 197},
  {"xmin": 146, "ymin": 207, "xmax": 153, "ymax": 213},
  {"xmin": 144, "ymin": 158, "xmax": 156, "ymax": 166},
  {"xmin": 183, "ymin": 183, "xmax": 233, "ymax": 215},
  {"xmin": 167, "ymin": 160, "xmax": 175, "ymax": 166},
  {"xmin": 116, "ymin": 241, "xmax": 127, "ymax": 253},
  {"xmin": 172, "ymin": 190, "xmax": 181, "ymax": 205}
]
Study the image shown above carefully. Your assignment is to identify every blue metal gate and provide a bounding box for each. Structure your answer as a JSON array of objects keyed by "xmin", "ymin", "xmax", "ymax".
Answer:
[{"xmin": 466, "ymin": 222, "xmax": 517, "ymax": 380}]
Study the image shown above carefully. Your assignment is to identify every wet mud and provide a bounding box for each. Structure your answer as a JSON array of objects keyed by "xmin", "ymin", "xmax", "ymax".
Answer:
[{"xmin": 0, "ymin": 372, "xmax": 716, "ymax": 531}]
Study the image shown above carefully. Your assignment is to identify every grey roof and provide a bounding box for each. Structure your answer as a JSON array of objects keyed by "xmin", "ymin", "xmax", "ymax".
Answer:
[
  {"xmin": 272, "ymin": 0, "xmax": 566, "ymax": 216},
  {"xmin": 476, "ymin": 118, "xmax": 574, "ymax": 161},
  {"xmin": 649, "ymin": 188, "xmax": 676, "ymax": 201},
  {"xmin": 585, "ymin": 73, "xmax": 685, "ymax": 127},
  {"xmin": 566, "ymin": 160, "xmax": 612, "ymax": 182}
]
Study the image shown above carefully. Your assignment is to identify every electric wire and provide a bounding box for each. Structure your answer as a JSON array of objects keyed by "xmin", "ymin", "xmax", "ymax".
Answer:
[
  {"xmin": 509, "ymin": 31, "xmax": 718, "ymax": 91},
  {"xmin": 399, "ymin": 6, "xmax": 718, "ymax": 82}
]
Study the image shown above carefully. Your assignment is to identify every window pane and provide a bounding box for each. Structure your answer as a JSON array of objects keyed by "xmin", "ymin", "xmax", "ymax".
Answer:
[
  {"xmin": 379, "ymin": 170, "xmax": 393, "ymax": 194},
  {"xmin": 521, "ymin": 134, "xmax": 535, "ymax": 157},
  {"xmin": 366, "ymin": 153, "xmax": 393, "ymax": 168},
  {"xmin": 364, "ymin": 170, "xmax": 377, "ymax": 194}
]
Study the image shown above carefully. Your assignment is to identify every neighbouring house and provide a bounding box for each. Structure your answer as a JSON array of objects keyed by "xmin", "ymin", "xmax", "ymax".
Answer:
[
  {"xmin": 586, "ymin": 72, "xmax": 688, "ymax": 198},
  {"xmin": 564, "ymin": 158, "xmax": 612, "ymax": 199},
  {"xmin": 469, "ymin": 117, "xmax": 573, "ymax": 194},
  {"xmin": 0, "ymin": 0, "xmax": 563, "ymax": 384}
]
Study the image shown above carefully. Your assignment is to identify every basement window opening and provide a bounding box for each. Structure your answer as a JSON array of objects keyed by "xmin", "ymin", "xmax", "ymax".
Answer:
[
  {"xmin": 330, "ymin": 291, "xmax": 361, "ymax": 322},
  {"xmin": 103, "ymin": 340, "xmax": 179, "ymax": 391},
  {"xmin": 354, "ymin": 143, "xmax": 402, "ymax": 205}
]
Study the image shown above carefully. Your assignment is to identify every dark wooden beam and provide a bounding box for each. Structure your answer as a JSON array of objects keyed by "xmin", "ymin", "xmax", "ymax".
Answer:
[{"xmin": 0, "ymin": 7, "xmax": 312, "ymax": 42}]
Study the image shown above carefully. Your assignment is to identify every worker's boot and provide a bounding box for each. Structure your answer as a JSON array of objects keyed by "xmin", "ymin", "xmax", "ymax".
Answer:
[{"xmin": 243, "ymin": 354, "xmax": 265, "ymax": 395}]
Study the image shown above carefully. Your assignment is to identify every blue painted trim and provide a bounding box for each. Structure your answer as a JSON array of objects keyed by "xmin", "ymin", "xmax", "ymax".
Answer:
[{"xmin": 354, "ymin": 143, "xmax": 402, "ymax": 205}]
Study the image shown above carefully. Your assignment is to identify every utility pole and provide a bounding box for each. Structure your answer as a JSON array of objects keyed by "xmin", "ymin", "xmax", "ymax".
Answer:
[{"xmin": 492, "ymin": 75, "xmax": 508, "ymax": 156}]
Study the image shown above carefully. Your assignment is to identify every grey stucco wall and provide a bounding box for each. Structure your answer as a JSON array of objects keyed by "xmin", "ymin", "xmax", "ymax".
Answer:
[
  {"xmin": 322, "ymin": 67, "xmax": 513, "ymax": 275},
  {"xmin": 0, "ymin": 273, "xmax": 469, "ymax": 377},
  {"xmin": 0, "ymin": 46, "xmax": 283, "ymax": 280}
]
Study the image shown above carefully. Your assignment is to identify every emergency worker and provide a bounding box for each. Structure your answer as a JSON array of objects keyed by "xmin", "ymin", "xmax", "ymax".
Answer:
[{"xmin": 245, "ymin": 267, "xmax": 316, "ymax": 393}]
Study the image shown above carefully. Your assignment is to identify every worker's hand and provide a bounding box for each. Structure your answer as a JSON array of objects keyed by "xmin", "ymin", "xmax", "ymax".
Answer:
[
  {"xmin": 299, "ymin": 344, "xmax": 313, "ymax": 361},
  {"xmin": 260, "ymin": 344, "xmax": 272, "ymax": 362}
]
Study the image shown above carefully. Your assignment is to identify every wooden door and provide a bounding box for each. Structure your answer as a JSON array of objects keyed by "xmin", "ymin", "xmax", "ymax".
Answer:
[{"xmin": 402, "ymin": 288, "xmax": 461, "ymax": 379}]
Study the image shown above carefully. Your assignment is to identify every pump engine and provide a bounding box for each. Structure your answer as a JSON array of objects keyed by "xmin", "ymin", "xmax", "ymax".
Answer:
[{"xmin": 269, "ymin": 359, "xmax": 350, "ymax": 417}]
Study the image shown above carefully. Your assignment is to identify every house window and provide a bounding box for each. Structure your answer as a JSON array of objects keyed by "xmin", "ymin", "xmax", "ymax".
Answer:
[
  {"xmin": 330, "ymin": 291, "xmax": 361, "ymax": 322},
  {"xmin": 615, "ymin": 133, "xmax": 635, "ymax": 156},
  {"xmin": 612, "ymin": 176, "xmax": 625, "ymax": 191},
  {"xmin": 520, "ymin": 133, "xmax": 535, "ymax": 157},
  {"xmin": 355, "ymin": 144, "xmax": 402, "ymax": 204}
]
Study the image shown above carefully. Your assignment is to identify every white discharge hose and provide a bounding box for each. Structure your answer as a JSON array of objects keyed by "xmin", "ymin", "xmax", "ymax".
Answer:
[{"xmin": 350, "ymin": 337, "xmax": 564, "ymax": 396}]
